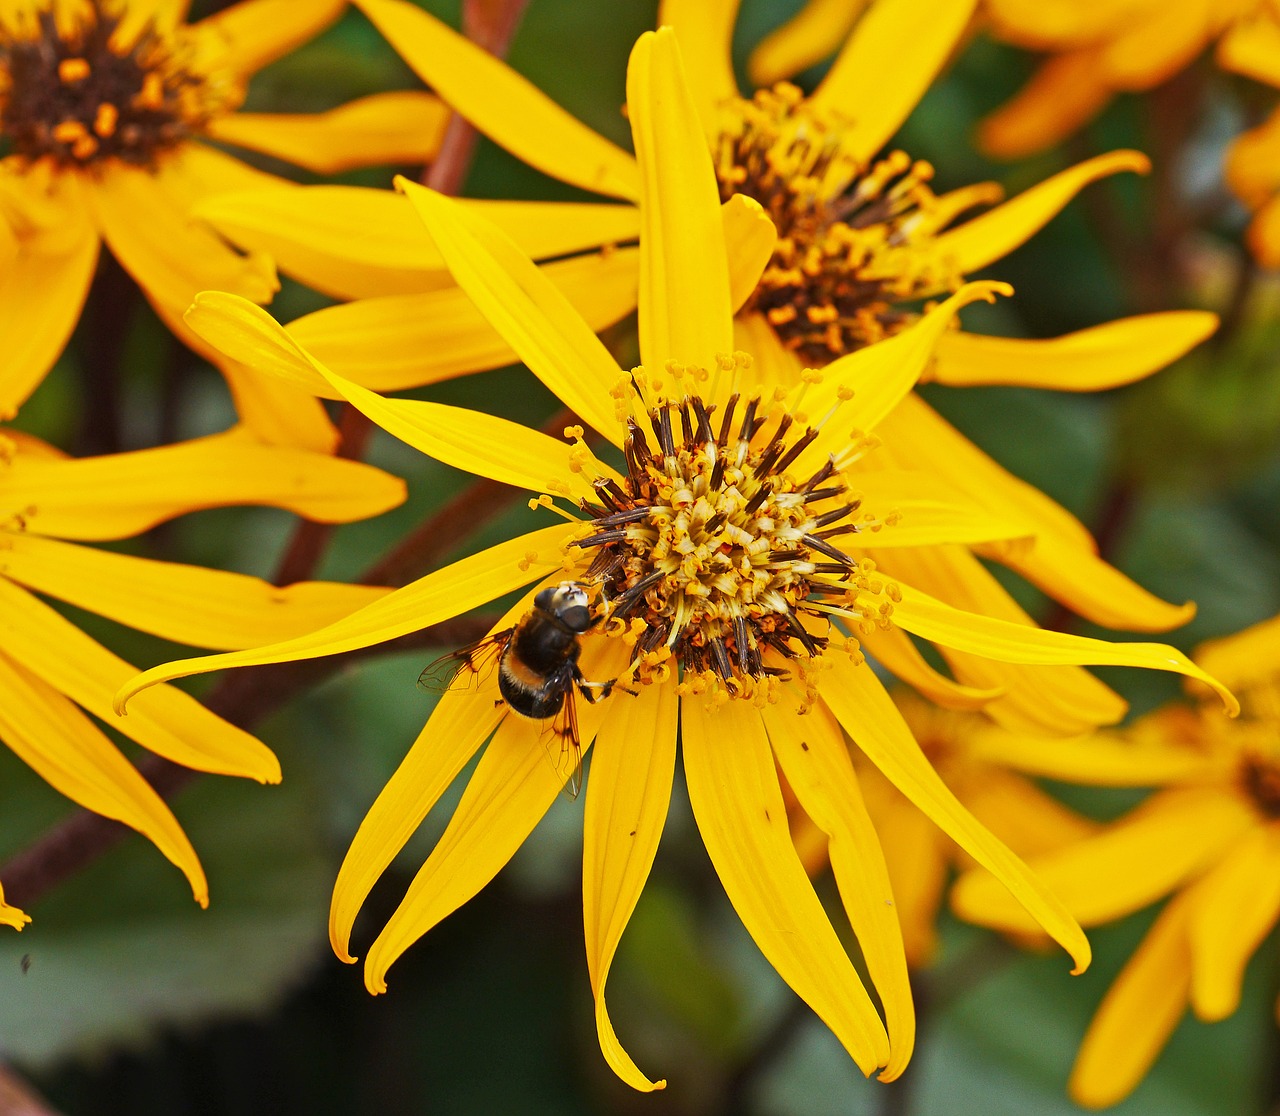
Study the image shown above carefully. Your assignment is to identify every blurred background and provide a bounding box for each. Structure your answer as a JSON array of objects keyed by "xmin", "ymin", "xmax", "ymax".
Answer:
[{"xmin": 1, "ymin": 1, "xmax": 1277, "ymax": 1113}]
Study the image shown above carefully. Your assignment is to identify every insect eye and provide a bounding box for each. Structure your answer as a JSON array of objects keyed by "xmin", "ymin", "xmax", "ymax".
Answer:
[
  {"xmin": 533, "ymin": 586, "xmax": 557, "ymax": 612},
  {"xmin": 557, "ymin": 605, "xmax": 592, "ymax": 633}
]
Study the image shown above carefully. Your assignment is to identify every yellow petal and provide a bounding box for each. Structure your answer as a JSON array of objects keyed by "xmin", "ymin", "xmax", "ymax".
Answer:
[
  {"xmin": 331, "ymin": 684, "xmax": 508, "ymax": 962},
  {"xmin": 723, "ymin": 194, "xmax": 777, "ymax": 314},
  {"xmin": 763, "ymin": 698, "xmax": 914, "ymax": 1080},
  {"xmin": 0, "ymin": 212, "xmax": 99, "ymax": 421},
  {"xmin": 1218, "ymin": 14, "xmax": 1280, "ymax": 85},
  {"xmin": 192, "ymin": 0, "xmax": 346, "ymax": 78},
  {"xmin": 747, "ymin": 0, "xmax": 868, "ymax": 87},
  {"xmin": 929, "ymin": 312, "xmax": 1218, "ymax": 390},
  {"xmin": 628, "ymin": 28, "xmax": 733, "ymax": 376},
  {"xmin": 656, "ymin": 0, "xmax": 741, "ymax": 133},
  {"xmin": 1187, "ymin": 822, "xmax": 1280, "ymax": 1022},
  {"xmin": 0, "ymin": 428, "xmax": 405, "ymax": 541},
  {"xmin": 1094, "ymin": 1, "xmax": 1213, "ymax": 87},
  {"xmin": 197, "ymin": 185, "xmax": 643, "ymax": 301},
  {"xmin": 84, "ymin": 158, "xmax": 278, "ymax": 320},
  {"xmin": 207, "ymin": 91, "xmax": 449, "ymax": 173},
  {"xmin": 819, "ymin": 654, "xmax": 1091, "ymax": 972},
  {"xmin": 892, "ymin": 581, "xmax": 1239, "ymax": 714},
  {"xmin": 582, "ymin": 678, "xmax": 678, "ymax": 1092},
  {"xmin": 935, "ymin": 151, "xmax": 1149, "ymax": 272},
  {"xmin": 851, "ymin": 468, "xmax": 1032, "ymax": 548},
  {"xmin": 290, "ymin": 248, "xmax": 640, "ymax": 392},
  {"xmin": 860, "ymin": 626, "xmax": 1004, "ymax": 712},
  {"xmin": 681, "ymin": 695, "xmax": 891, "ymax": 1075},
  {"xmin": 1068, "ymin": 893, "xmax": 1192, "ymax": 1109},
  {"xmin": 961, "ymin": 771, "xmax": 1098, "ymax": 858},
  {"xmin": 114, "ymin": 525, "xmax": 570, "ymax": 713},
  {"xmin": 396, "ymin": 181, "xmax": 624, "ymax": 438},
  {"xmin": 1246, "ymin": 193, "xmax": 1280, "ymax": 268},
  {"xmin": 811, "ymin": 0, "xmax": 977, "ymax": 164},
  {"xmin": 0, "ymin": 882, "xmax": 29, "ymax": 930},
  {"xmin": 353, "ymin": 0, "xmax": 639, "ymax": 200},
  {"xmin": 950, "ymin": 787, "xmax": 1255, "ymax": 931},
  {"xmin": 0, "ymin": 652, "xmax": 207, "ymax": 905},
  {"xmin": 1225, "ymin": 108, "xmax": 1280, "ymax": 210},
  {"xmin": 977, "ymin": 53, "xmax": 1114, "ymax": 161},
  {"xmin": 218, "ymin": 361, "xmax": 339, "ymax": 454},
  {"xmin": 798, "ymin": 282, "xmax": 1010, "ymax": 471},
  {"xmin": 868, "ymin": 542, "xmax": 1127, "ymax": 735},
  {"xmin": 0, "ymin": 578, "xmax": 279, "ymax": 782},
  {"xmin": 1194, "ymin": 612, "xmax": 1280, "ymax": 694},
  {"xmin": 364, "ymin": 636, "xmax": 628, "ymax": 992},
  {"xmin": 1, "ymin": 533, "xmax": 389, "ymax": 652}
]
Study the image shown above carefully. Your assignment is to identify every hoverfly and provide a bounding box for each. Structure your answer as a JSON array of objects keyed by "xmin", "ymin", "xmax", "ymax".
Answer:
[{"xmin": 418, "ymin": 582, "xmax": 613, "ymax": 796}]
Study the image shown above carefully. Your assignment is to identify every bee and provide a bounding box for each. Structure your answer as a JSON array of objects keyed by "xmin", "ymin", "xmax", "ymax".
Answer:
[{"xmin": 418, "ymin": 581, "xmax": 609, "ymax": 796}]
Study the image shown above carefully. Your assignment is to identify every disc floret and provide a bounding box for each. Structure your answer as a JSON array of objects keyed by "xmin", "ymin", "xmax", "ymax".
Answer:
[
  {"xmin": 714, "ymin": 83, "xmax": 1000, "ymax": 362},
  {"xmin": 571, "ymin": 371, "xmax": 899, "ymax": 700},
  {"xmin": 0, "ymin": 0, "xmax": 233, "ymax": 167}
]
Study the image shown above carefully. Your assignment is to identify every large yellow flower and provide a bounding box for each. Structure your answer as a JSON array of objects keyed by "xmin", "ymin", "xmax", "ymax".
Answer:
[
  {"xmin": 203, "ymin": 0, "xmax": 1222, "ymax": 737},
  {"xmin": 117, "ymin": 30, "xmax": 1236, "ymax": 1090},
  {"xmin": 0, "ymin": 0, "xmax": 449, "ymax": 449},
  {"xmin": 0, "ymin": 425, "xmax": 403, "ymax": 925},
  {"xmin": 950, "ymin": 611, "xmax": 1280, "ymax": 1108}
]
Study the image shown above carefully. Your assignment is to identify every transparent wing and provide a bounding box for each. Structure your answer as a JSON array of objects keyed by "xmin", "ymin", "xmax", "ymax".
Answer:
[
  {"xmin": 543, "ymin": 689, "xmax": 584, "ymax": 800},
  {"xmin": 417, "ymin": 629, "xmax": 512, "ymax": 695}
]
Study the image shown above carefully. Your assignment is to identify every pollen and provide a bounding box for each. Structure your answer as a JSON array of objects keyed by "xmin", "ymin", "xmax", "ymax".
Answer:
[
  {"xmin": 0, "ymin": 0, "xmax": 237, "ymax": 168},
  {"xmin": 571, "ymin": 382, "xmax": 898, "ymax": 699},
  {"xmin": 713, "ymin": 84, "xmax": 1003, "ymax": 363}
]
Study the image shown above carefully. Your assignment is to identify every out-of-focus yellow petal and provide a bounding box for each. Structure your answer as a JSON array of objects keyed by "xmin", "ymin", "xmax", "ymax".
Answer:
[
  {"xmin": 763, "ymin": 698, "xmax": 914, "ymax": 1080},
  {"xmin": 1194, "ymin": 612, "xmax": 1280, "ymax": 694},
  {"xmin": 354, "ymin": 0, "xmax": 639, "ymax": 200},
  {"xmin": 951, "ymin": 787, "xmax": 1255, "ymax": 931},
  {"xmin": 747, "ymin": 0, "xmax": 868, "ymax": 87},
  {"xmin": 330, "ymin": 592, "xmax": 541, "ymax": 961},
  {"xmin": 929, "ymin": 312, "xmax": 1218, "ymax": 390},
  {"xmin": 978, "ymin": 53, "xmax": 1113, "ymax": 161},
  {"xmin": 1225, "ymin": 109, "xmax": 1280, "ymax": 210},
  {"xmin": 628, "ymin": 28, "xmax": 733, "ymax": 377},
  {"xmin": 1094, "ymin": 0, "xmax": 1213, "ymax": 87},
  {"xmin": 962, "ymin": 771, "xmax": 1098, "ymax": 858},
  {"xmin": 1246, "ymin": 193, "xmax": 1280, "ymax": 268},
  {"xmin": 0, "ymin": 212, "xmax": 99, "ymax": 421},
  {"xmin": 365, "ymin": 637, "xmax": 628, "ymax": 992},
  {"xmin": 892, "ymin": 582, "xmax": 1239, "ymax": 714},
  {"xmin": 1, "ymin": 428, "xmax": 405, "ymax": 541},
  {"xmin": 397, "ymin": 181, "xmax": 624, "ymax": 439},
  {"xmin": 1069, "ymin": 892, "xmax": 1192, "ymax": 1109},
  {"xmin": 811, "ymin": 0, "xmax": 977, "ymax": 165},
  {"xmin": 207, "ymin": 91, "xmax": 449, "ymax": 173},
  {"xmin": 798, "ymin": 282, "xmax": 1010, "ymax": 470},
  {"xmin": 967, "ymin": 727, "xmax": 1218, "ymax": 787},
  {"xmin": 820, "ymin": 655, "xmax": 1091, "ymax": 973},
  {"xmin": 0, "ymin": 881, "xmax": 28, "ymax": 930},
  {"xmin": 656, "ymin": 0, "xmax": 740, "ymax": 133},
  {"xmin": 1187, "ymin": 822, "xmax": 1280, "ymax": 1022},
  {"xmin": 197, "ymin": 186, "xmax": 643, "ymax": 301},
  {"xmin": 192, "ymin": 0, "xmax": 346, "ymax": 78},
  {"xmin": 861, "ymin": 626, "xmax": 1004, "ymax": 712},
  {"xmin": 1, "ymin": 533, "xmax": 389, "ymax": 651},
  {"xmin": 1218, "ymin": 15, "xmax": 1280, "ymax": 85},
  {"xmin": 984, "ymin": 0, "xmax": 1151, "ymax": 47},
  {"xmin": 114, "ymin": 525, "xmax": 569, "ymax": 713},
  {"xmin": 583, "ymin": 677, "xmax": 678, "ymax": 1092},
  {"xmin": 84, "ymin": 159, "xmax": 277, "ymax": 320},
  {"xmin": 291, "ymin": 248, "xmax": 639, "ymax": 392},
  {"xmin": 723, "ymin": 195, "xmax": 777, "ymax": 314},
  {"xmin": 936, "ymin": 151, "xmax": 1148, "ymax": 271},
  {"xmin": 0, "ymin": 654, "xmax": 208, "ymax": 904},
  {"xmin": 681, "ymin": 695, "xmax": 891, "ymax": 1074},
  {"xmin": 869, "ymin": 543, "xmax": 1127, "ymax": 735},
  {"xmin": 0, "ymin": 579, "xmax": 280, "ymax": 782}
]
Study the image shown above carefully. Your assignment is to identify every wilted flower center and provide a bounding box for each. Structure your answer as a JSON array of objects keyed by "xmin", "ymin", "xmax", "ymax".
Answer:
[
  {"xmin": 714, "ymin": 83, "xmax": 995, "ymax": 363},
  {"xmin": 0, "ymin": 0, "xmax": 230, "ymax": 166},
  {"xmin": 569, "ymin": 377, "xmax": 899, "ymax": 701}
]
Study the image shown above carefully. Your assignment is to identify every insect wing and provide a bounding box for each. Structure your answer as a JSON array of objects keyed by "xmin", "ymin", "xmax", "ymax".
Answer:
[
  {"xmin": 417, "ymin": 630, "xmax": 512, "ymax": 695},
  {"xmin": 543, "ymin": 689, "xmax": 585, "ymax": 800}
]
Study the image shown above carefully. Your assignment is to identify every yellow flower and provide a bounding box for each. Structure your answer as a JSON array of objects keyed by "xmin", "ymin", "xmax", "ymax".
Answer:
[
  {"xmin": 204, "ymin": 0, "xmax": 1222, "ymax": 737},
  {"xmin": 950, "ymin": 612, "xmax": 1280, "ymax": 1108},
  {"xmin": 0, "ymin": 0, "xmax": 450, "ymax": 449},
  {"xmin": 0, "ymin": 424, "xmax": 403, "ymax": 919},
  {"xmin": 118, "ymin": 30, "xmax": 1236, "ymax": 1089},
  {"xmin": 0, "ymin": 879, "xmax": 28, "ymax": 928}
]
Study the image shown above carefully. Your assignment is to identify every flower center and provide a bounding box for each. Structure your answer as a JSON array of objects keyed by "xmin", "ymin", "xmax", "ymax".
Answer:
[
  {"xmin": 714, "ymin": 84, "xmax": 997, "ymax": 363},
  {"xmin": 568, "ymin": 376, "xmax": 899, "ymax": 702},
  {"xmin": 0, "ymin": 1, "xmax": 231, "ymax": 167},
  {"xmin": 1240, "ymin": 751, "xmax": 1280, "ymax": 818}
]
